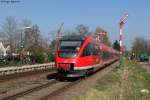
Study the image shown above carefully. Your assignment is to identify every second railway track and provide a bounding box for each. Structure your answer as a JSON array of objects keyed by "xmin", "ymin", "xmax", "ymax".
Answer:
[
  {"xmin": 2, "ymin": 79, "xmax": 59, "ymax": 100},
  {"xmin": 1, "ymin": 78, "xmax": 79, "ymax": 100},
  {"xmin": 1, "ymin": 59, "xmax": 119, "ymax": 100}
]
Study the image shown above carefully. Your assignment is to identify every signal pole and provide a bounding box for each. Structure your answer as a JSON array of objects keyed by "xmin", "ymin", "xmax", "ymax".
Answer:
[
  {"xmin": 119, "ymin": 14, "xmax": 128, "ymax": 65},
  {"xmin": 55, "ymin": 23, "xmax": 64, "ymax": 50}
]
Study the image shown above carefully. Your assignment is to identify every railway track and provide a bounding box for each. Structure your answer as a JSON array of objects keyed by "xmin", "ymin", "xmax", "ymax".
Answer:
[
  {"xmin": 2, "ymin": 79, "xmax": 59, "ymax": 100},
  {"xmin": 1, "ymin": 59, "xmax": 119, "ymax": 100},
  {"xmin": 40, "ymin": 79, "xmax": 82, "ymax": 100},
  {"xmin": 0, "ymin": 70, "xmax": 57, "ymax": 99},
  {"xmin": 1, "ymin": 75, "xmax": 81, "ymax": 100},
  {"xmin": 1, "ymin": 77, "xmax": 81, "ymax": 100}
]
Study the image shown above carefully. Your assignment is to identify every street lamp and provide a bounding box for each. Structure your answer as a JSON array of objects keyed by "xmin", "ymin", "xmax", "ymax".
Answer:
[
  {"xmin": 23, "ymin": 26, "xmax": 32, "ymax": 30},
  {"xmin": 21, "ymin": 27, "xmax": 32, "ymax": 47},
  {"xmin": 20, "ymin": 26, "xmax": 32, "ymax": 66},
  {"xmin": 23, "ymin": 26, "xmax": 32, "ymax": 48}
]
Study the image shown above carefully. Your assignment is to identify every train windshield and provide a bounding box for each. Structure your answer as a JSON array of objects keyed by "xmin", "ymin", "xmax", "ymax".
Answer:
[{"xmin": 58, "ymin": 41, "xmax": 82, "ymax": 58}]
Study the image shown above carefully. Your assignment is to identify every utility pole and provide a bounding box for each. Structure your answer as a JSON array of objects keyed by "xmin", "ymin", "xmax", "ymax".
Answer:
[{"xmin": 119, "ymin": 13, "xmax": 128, "ymax": 66}]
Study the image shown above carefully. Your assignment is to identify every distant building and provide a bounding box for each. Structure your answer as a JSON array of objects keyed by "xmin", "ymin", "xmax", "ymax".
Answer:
[
  {"xmin": 0, "ymin": 33, "xmax": 11, "ymax": 56},
  {"xmin": 0, "ymin": 42, "xmax": 10, "ymax": 56}
]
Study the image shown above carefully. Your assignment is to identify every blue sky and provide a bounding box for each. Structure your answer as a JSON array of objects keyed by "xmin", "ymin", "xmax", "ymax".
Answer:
[{"xmin": 0, "ymin": 0, "xmax": 150, "ymax": 49}]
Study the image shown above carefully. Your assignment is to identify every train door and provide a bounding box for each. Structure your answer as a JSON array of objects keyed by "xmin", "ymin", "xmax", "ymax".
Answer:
[{"xmin": 78, "ymin": 42, "xmax": 99, "ymax": 67}]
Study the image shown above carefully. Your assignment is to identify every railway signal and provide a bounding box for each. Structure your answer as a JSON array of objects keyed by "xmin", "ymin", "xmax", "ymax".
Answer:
[
  {"xmin": 119, "ymin": 13, "xmax": 128, "ymax": 66},
  {"xmin": 119, "ymin": 13, "xmax": 128, "ymax": 54}
]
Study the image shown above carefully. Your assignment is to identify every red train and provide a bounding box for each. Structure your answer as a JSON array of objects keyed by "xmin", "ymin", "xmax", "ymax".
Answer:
[{"xmin": 55, "ymin": 34, "xmax": 119, "ymax": 77}]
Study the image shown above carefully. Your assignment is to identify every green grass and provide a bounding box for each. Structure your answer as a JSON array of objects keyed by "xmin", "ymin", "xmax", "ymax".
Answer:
[
  {"xmin": 95, "ymin": 70, "xmax": 119, "ymax": 91},
  {"xmin": 75, "ymin": 59, "xmax": 150, "ymax": 100},
  {"xmin": 127, "ymin": 61, "xmax": 150, "ymax": 100}
]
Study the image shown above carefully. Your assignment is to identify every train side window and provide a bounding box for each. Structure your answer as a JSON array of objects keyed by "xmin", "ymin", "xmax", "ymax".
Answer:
[
  {"xmin": 81, "ymin": 43, "xmax": 92, "ymax": 57},
  {"xmin": 81, "ymin": 42, "xmax": 99, "ymax": 57},
  {"xmin": 97, "ymin": 45, "xmax": 102, "ymax": 57},
  {"xmin": 93, "ymin": 45, "xmax": 99, "ymax": 55},
  {"xmin": 89, "ymin": 43, "xmax": 98, "ymax": 55},
  {"xmin": 93, "ymin": 45, "xmax": 97, "ymax": 55}
]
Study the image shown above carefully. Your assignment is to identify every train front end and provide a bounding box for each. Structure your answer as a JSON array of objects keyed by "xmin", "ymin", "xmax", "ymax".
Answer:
[{"xmin": 55, "ymin": 35, "xmax": 86, "ymax": 77}]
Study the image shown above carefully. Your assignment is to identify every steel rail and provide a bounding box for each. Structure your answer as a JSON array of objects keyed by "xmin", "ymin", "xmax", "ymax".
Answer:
[{"xmin": 2, "ymin": 79, "xmax": 59, "ymax": 100}]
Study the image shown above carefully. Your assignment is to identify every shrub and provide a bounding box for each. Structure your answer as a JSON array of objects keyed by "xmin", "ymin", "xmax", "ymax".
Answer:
[
  {"xmin": 48, "ymin": 52, "xmax": 55, "ymax": 62},
  {"xmin": 34, "ymin": 53, "xmax": 45, "ymax": 63}
]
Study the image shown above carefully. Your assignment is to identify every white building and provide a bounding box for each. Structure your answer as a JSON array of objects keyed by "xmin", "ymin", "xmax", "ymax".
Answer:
[{"xmin": 0, "ymin": 42, "xmax": 10, "ymax": 56}]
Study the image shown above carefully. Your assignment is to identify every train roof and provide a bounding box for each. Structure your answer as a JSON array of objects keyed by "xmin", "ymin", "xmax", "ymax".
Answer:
[{"xmin": 60, "ymin": 34, "xmax": 87, "ymax": 41}]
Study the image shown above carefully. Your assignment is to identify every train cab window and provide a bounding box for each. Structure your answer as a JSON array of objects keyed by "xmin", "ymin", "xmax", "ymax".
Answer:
[{"xmin": 58, "ymin": 40, "xmax": 82, "ymax": 58}]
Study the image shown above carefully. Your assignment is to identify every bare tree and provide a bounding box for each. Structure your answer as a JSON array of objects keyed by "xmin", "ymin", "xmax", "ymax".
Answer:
[
  {"xmin": 132, "ymin": 37, "xmax": 150, "ymax": 57},
  {"xmin": 76, "ymin": 24, "xmax": 89, "ymax": 35},
  {"xmin": 96, "ymin": 26, "xmax": 106, "ymax": 33},
  {"xmin": 1, "ymin": 16, "xmax": 18, "ymax": 52}
]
